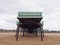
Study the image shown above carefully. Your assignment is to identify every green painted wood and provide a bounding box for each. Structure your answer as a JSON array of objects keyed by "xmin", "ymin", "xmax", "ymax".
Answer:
[
  {"xmin": 18, "ymin": 12, "xmax": 42, "ymax": 18},
  {"xmin": 16, "ymin": 21, "xmax": 19, "ymax": 25}
]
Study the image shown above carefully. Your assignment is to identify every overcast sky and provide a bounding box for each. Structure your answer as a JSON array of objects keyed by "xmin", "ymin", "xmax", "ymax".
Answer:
[{"xmin": 0, "ymin": 0, "xmax": 60, "ymax": 31}]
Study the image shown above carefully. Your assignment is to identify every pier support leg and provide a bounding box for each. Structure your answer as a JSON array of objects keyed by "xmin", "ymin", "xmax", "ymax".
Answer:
[
  {"xmin": 36, "ymin": 29, "xmax": 38, "ymax": 36},
  {"xmin": 16, "ymin": 25, "xmax": 19, "ymax": 41},
  {"xmin": 40, "ymin": 26, "xmax": 43, "ymax": 41}
]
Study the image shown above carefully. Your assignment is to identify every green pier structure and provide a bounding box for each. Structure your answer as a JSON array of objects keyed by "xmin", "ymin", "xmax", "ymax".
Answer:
[{"xmin": 16, "ymin": 12, "xmax": 44, "ymax": 41}]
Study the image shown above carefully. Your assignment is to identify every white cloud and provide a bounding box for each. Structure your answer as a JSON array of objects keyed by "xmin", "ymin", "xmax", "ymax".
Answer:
[
  {"xmin": 0, "ymin": 14, "xmax": 17, "ymax": 29},
  {"xmin": 43, "ymin": 10, "xmax": 60, "ymax": 30}
]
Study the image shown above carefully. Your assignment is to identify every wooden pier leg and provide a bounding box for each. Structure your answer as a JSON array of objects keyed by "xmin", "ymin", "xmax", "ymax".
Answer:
[
  {"xmin": 41, "ymin": 30, "xmax": 43, "ymax": 41},
  {"xmin": 16, "ymin": 25, "xmax": 19, "ymax": 41},
  {"xmin": 40, "ymin": 26, "xmax": 43, "ymax": 41},
  {"xmin": 23, "ymin": 28, "xmax": 25, "ymax": 36},
  {"xmin": 36, "ymin": 29, "xmax": 38, "ymax": 36},
  {"xmin": 43, "ymin": 30, "xmax": 44, "ymax": 37},
  {"xmin": 19, "ymin": 27, "xmax": 21, "ymax": 36},
  {"xmin": 42, "ymin": 26, "xmax": 44, "ymax": 37}
]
